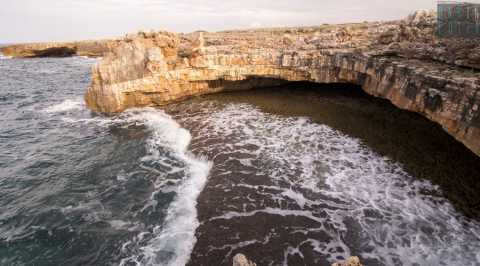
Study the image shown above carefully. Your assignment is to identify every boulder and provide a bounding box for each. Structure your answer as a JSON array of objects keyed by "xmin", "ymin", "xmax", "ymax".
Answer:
[{"xmin": 332, "ymin": 256, "xmax": 363, "ymax": 266}]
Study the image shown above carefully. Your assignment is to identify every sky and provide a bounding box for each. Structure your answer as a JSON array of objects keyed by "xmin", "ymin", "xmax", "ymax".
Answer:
[{"xmin": 0, "ymin": 0, "xmax": 439, "ymax": 43}]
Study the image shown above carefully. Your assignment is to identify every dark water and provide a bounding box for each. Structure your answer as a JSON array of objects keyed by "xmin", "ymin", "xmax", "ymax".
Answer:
[
  {"xmin": 1, "ymin": 56, "xmax": 480, "ymax": 266},
  {"xmin": 0, "ymin": 56, "xmax": 210, "ymax": 266}
]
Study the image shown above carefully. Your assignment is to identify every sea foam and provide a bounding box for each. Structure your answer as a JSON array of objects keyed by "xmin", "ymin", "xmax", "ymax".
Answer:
[
  {"xmin": 115, "ymin": 108, "xmax": 211, "ymax": 266},
  {"xmin": 59, "ymin": 100, "xmax": 480, "ymax": 265},
  {"xmin": 183, "ymin": 102, "xmax": 480, "ymax": 266},
  {"xmin": 0, "ymin": 53, "xmax": 12, "ymax": 60},
  {"xmin": 43, "ymin": 99, "xmax": 84, "ymax": 113}
]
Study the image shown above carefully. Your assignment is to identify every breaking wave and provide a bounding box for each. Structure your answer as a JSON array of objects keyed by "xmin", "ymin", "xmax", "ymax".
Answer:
[
  {"xmin": 0, "ymin": 53, "xmax": 11, "ymax": 60},
  {"xmin": 43, "ymin": 99, "xmax": 84, "ymax": 113},
  {"xmin": 112, "ymin": 108, "xmax": 212, "ymax": 266},
  {"xmin": 58, "ymin": 104, "xmax": 212, "ymax": 265}
]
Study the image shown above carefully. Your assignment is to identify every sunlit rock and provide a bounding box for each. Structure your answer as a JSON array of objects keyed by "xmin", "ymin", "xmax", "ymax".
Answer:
[
  {"xmin": 232, "ymin": 254, "xmax": 256, "ymax": 266},
  {"xmin": 332, "ymin": 256, "xmax": 363, "ymax": 266},
  {"xmin": 82, "ymin": 11, "xmax": 480, "ymax": 157}
]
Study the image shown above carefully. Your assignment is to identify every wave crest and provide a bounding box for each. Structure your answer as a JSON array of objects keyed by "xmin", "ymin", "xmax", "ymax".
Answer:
[
  {"xmin": 116, "ymin": 108, "xmax": 212, "ymax": 266},
  {"xmin": 44, "ymin": 99, "xmax": 83, "ymax": 113}
]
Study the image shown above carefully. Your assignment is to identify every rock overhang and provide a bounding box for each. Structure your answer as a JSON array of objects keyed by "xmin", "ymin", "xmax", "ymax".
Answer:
[{"xmin": 83, "ymin": 10, "xmax": 480, "ymax": 157}]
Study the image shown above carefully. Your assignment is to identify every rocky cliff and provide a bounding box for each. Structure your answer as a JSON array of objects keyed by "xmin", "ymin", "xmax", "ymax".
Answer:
[
  {"xmin": 0, "ymin": 39, "xmax": 122, "ymax": 58},
  {"xmin": 84, "ymin": 10, "xmax": 480, "ymax": 157}
]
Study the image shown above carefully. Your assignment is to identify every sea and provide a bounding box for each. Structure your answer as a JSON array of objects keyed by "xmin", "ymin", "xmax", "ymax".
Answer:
[{"xmin": 1, "ymin": 55, "xmax": 480, "ymax": 266}]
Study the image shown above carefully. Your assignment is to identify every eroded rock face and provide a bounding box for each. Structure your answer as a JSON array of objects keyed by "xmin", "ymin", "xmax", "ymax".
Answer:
[{"xmin": 84, "ymin": 12, "xmax": 480, "ymax": 157}]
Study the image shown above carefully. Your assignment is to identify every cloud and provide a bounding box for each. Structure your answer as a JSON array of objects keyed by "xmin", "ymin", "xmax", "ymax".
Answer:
[
  {"xmin": 0, "ymin": 0, "xmax": 436, "ymax": 43},
  {"xmin": 249, "ymin": 22, "xmax": 262, "ymax": 28}
]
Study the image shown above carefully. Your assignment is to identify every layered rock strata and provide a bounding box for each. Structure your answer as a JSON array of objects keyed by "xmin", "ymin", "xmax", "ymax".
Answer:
[
  {"xmin": 84, "ymin": 10, "xmax": 480, "ymax": 156},
  {"xmin": 0, "ymin": 39, "xmax": 122, "ymax": 58}
]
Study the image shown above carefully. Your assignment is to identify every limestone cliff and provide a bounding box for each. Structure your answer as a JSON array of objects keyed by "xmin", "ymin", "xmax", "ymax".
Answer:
[
  {"xmin": 0, "ymin": 39, "xmax": 122, "ymax": 58},
  {"xmin": 84, "ymin": 10, "xmax": 480, "ymax": 157}
]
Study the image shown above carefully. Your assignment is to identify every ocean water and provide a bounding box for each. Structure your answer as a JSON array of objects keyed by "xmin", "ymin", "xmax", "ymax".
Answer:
[
  {"xmin": 0, "ymin": 56, "xmax": 210, "ymax": 266},
  {"xmin": 1, "ymin": 56, "xmax": 480, "ymax": 266}
]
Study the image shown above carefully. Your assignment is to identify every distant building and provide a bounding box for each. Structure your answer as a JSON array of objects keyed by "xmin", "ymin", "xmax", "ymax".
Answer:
[{"xmin": 437, "ymin": 1, "xmax": 480, "ymax": 38}]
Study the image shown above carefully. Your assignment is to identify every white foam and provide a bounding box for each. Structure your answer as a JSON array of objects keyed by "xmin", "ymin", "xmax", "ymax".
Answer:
[
  {"xmin": 72, "ymin": 55, "xmax": 99, "ymax": 63},
  {"xmin": 109, "ymin": 220, "xmax": 131, "ymax": 230},
  {"xmin": 139, "ymin": 155, "xmax": 211, "ymax": 266},
  {"xmin": 114, "ymin": 108, "xmax": 211, "ymax": 266},
  {"xmin": 209, "ymin": 207, "xmax": 325, "ymax": 224},
  {"xmin": 116, "ymin": 169, "xmax": 129, "ymax": 182},
  {"xmin": 43, "ymin": 99, "xmax": 84, "ymax": 113},
  {"xmin": 180, "ymin": 102, "xmax": 480, "ymax": 265},
  {"xmin": 281, "ymin": 189, "xmax": 308, "ymax": 208},
  {"xmin": 63, "ymin": 101, "xmax": 480, "ymax": 265},
  {"xmin": 0, "ymin": 53, "xmax": 12, "ymax": 60},
  {"xmin": 203, "ymin": 239, "xmax": 261, "ymax": 265},
  {"xmin": 283, "ymin": 246, "xmax": 304, "ymax": 266}
]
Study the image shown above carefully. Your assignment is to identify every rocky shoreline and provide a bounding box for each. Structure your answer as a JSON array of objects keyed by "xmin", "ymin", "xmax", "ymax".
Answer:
[
  {"xmin": 0, "ymin": 39, "xmax": 122, "ymax": 58},
  {"xmin": 3, "ymin": 10, "xmax": 479, "ymax": 265},
  {"xmin": 3, "ymin": 11, "xmax": 480, "ymax": 178},
  {"xmin": 78, "ymin": 10, "xmax": 480, "ymax": 157}
]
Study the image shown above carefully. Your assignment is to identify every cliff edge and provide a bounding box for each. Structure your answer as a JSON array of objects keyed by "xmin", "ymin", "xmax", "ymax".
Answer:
[{"xmin": 84, "ymin": 10, "xmax": 480, "ymax": 157}]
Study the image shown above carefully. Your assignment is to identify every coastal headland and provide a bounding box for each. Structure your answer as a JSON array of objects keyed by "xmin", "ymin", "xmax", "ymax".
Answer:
[
  {"xmin": 0, "ymin": 39, "xmax": 121, "ymax": 58},
  {"xmin": 3, "ymin": 10, "xmax": 480, "ymax": 158}
]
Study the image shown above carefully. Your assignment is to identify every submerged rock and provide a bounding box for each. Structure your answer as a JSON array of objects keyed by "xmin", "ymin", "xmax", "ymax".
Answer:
[
  {"xmin": 232, "ymin": 254, "xmax": 257, "ymax": 266},
  {"xmin": 332, "ymin": 256, "xmax": 363, "ymax": 266}
]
